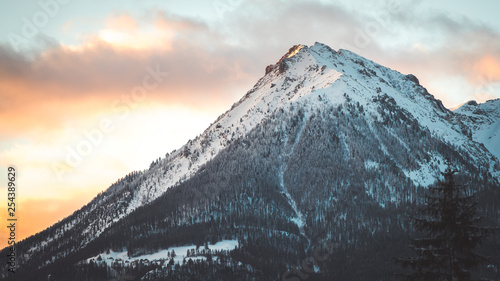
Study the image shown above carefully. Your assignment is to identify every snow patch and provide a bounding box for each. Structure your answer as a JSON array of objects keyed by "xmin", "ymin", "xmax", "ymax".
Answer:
[{"xmin": 86, "ymin": 240, "xmax": 239, "ymax": 266}]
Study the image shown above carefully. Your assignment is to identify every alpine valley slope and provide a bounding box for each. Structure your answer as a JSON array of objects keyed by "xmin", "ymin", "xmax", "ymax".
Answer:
[{"xmin": 3, "ymin": 42, "xmax": 500, "ymax": 280}]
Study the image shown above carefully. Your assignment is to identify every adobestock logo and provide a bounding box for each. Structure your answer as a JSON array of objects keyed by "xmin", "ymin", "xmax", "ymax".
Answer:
[
  {"xmin": 7, "ymin": 0, "xmax": 71, "ymax": 52},
  {"xmin": 473, "ymin": 76, "xmax": 497, "ymax": 102},
  {"xmin": 342, "ymin": 0, "xmax": 407, "ymax": 53}
]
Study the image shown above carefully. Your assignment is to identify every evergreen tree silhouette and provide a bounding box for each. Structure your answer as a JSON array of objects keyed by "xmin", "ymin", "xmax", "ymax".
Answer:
[{"xmin": 398, "ymin": 166, "xmax": 493, "ymax": 280}]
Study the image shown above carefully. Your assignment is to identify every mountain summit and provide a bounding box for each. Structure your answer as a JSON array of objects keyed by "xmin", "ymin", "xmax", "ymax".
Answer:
[{"xmin": 3, "ymin": 43, "xmax": 500, "ymax": 280}]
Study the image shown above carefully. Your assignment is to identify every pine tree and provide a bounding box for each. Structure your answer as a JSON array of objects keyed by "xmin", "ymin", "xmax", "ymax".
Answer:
[{"xmin": 398, "ymin": 167, "xmax": 493, "ymax": 280}]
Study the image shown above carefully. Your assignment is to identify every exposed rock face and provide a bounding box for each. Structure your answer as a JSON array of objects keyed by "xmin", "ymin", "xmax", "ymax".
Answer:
[
  {"xmin": 265, "ymin": 64, "xmax": 275, "ymax": 74},
  {"xmin": 406, "ymin": 74, "xmax": 420, "ymax": 85}
]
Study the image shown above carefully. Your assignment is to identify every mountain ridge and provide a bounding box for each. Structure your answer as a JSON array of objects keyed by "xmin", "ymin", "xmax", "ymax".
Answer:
[
  {"xmin": 3, "ymin": 42, "xmax": 500, "ymax": 281},
  {"xmin": 454, "ymin": 98, "xmax": 500, "ymax": 160}
]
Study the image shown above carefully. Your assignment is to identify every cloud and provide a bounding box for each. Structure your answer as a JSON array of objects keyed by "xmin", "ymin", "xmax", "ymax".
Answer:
[
  {"xmin": 471, "ymin": 54, "xmax": 500, "ymax": 82},
  {"xmin": 96, "ymin": 12, "xmax": 203, "ymax": 50},
  {"xmin": 1, "ymin": 1, "xmax": 500, "ymax": 125},
  {"xmin": 0, "ymin": 12, "xmax": 260, "ymax": 139}
]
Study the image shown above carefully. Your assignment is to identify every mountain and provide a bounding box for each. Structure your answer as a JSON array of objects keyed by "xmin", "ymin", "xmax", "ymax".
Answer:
[
  {"xmin": 3, "ymin": 43, "xmax": 500, "ymax": 281},
  {"xmin": 453, "ymin": 99, "xmax": 500, "ymax": 160}
]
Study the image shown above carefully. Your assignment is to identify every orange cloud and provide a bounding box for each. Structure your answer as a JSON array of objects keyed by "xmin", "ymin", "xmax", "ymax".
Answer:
[
  {"xmin": 473, "ymin": 54, "xmax": 500, "ymax": 82},
  {"xmin": 0, "ymin": 16, "xmax": 255, "ymax": 138},
  {"xmin": 94, "ymin": 12, "xmax": 205, "ymax": 51}
]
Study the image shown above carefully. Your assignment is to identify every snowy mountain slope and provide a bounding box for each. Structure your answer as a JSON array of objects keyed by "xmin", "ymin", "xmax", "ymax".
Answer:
[
  {"xmin": 5, "ymin": 43, "xmax": 345, "ymax": 272},
  {"xmin": 262, "ymin": 43, "xmax": 499, "ymax": 182},
  {"xmin": 454, "ymin": 99, "xmax": 500, "ymax": 161},
  {"xmin": 3, "ymin": 42, "xmax": 500, "ymax": 280},
  {"xmin": 9, "ymin": 45, "xmax": 339, "ymax": 268}
]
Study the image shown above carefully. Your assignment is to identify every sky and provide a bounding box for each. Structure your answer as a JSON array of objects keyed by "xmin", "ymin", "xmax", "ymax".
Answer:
[{"xmin": 0, "ymin": 0, "xmax": 499, "ymax": 248}]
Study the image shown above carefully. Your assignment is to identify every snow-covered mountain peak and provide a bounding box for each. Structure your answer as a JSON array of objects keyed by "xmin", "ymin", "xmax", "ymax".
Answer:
[
  {"xmin": 24, "ymin": 44, "xmax": 493, "ymax": 246},
  {"xmin": 261, "ymin": 43, "xmax": 500, "ymax": 178},
  {"xmin": 454, "ymin": 98, "xmax": 500, "ymax": 117},
  {"xmin": 281, "ymin": 44, "xmax": 306, "ymax": 60},
  {"xmin": 262, "ymin": 43, "xmax": 454, "ymax": 131},
  {"xmin": 451, "ymin": 100, "xmax": 479, "ymax": 112},
  {"xmin": 454, "ymin": 98, "xmax": 500, "ymax": 160}
]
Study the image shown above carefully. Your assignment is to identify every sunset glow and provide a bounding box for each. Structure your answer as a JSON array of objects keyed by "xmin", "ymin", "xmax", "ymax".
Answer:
[{"xmin": 475, "ymin": 55, "xmax": 500, "ymax": 81}]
